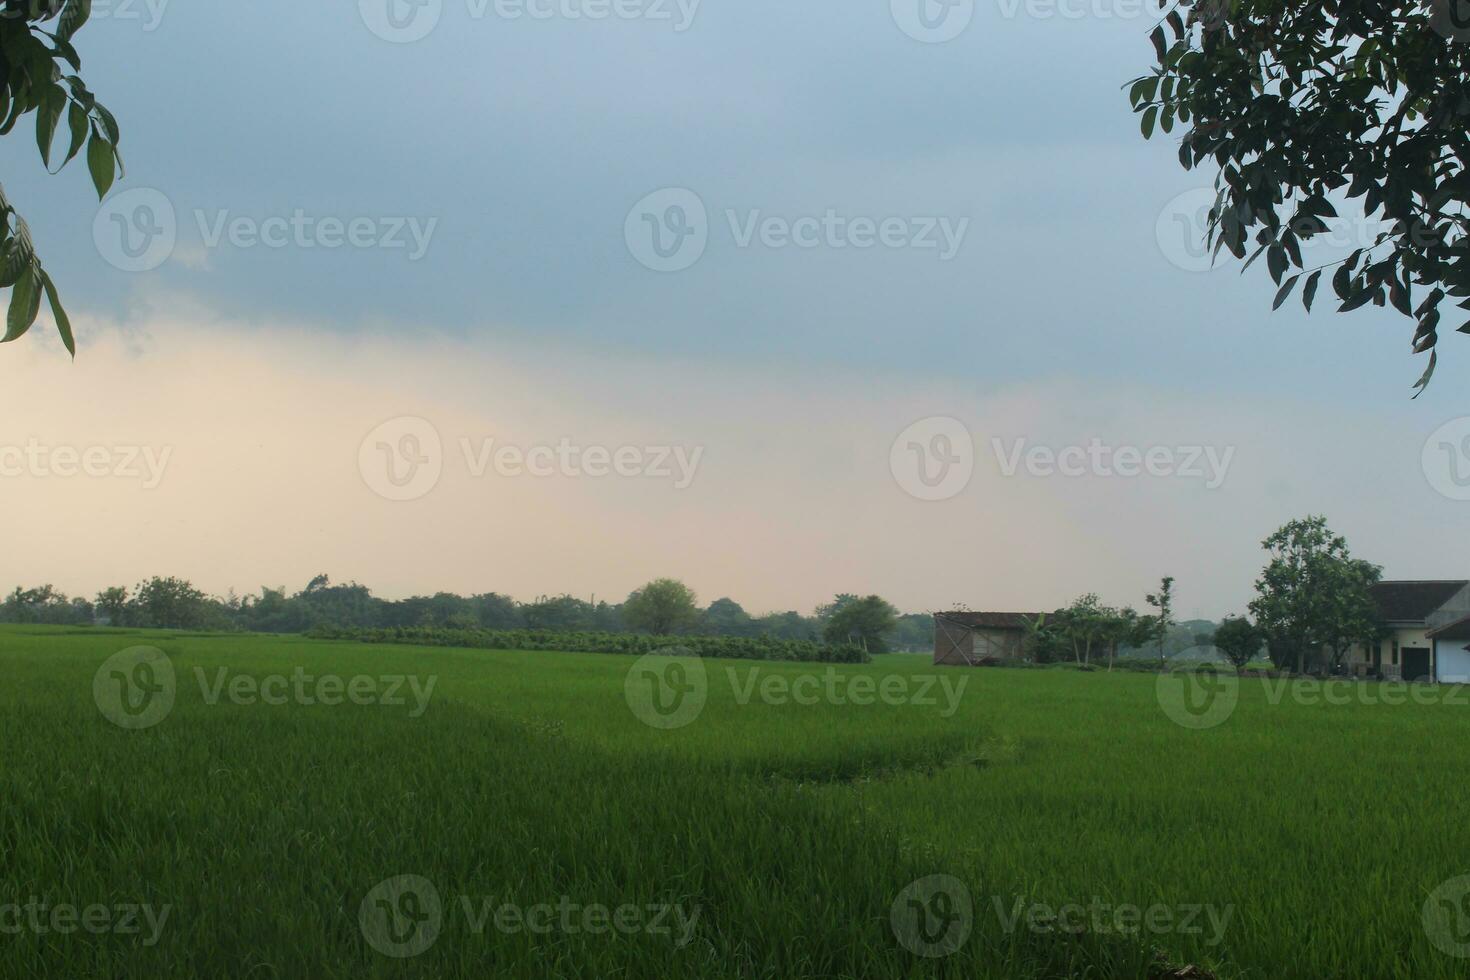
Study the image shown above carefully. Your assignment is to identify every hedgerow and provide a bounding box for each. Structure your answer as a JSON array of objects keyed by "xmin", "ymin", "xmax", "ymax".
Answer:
[{"xmin": 304, "ymin": 625, "xmax": 869, "ymax": 663}]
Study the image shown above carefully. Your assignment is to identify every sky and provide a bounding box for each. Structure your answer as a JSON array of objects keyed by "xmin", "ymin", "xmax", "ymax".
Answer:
[{"xmin": 2, "ymin": 0, "xmax": 1469, "ymax": 620}]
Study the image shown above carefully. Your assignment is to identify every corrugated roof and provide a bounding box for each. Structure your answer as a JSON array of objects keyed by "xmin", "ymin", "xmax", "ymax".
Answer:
[{"xmin": 933, "ymin": 612, "xmax": 1043, "ymax": 630}]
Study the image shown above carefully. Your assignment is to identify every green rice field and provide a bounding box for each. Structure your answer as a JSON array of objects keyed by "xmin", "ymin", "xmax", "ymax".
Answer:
[{"xmin": 3, "ymin": 625, "xmax": 1469, "ymax": 978}]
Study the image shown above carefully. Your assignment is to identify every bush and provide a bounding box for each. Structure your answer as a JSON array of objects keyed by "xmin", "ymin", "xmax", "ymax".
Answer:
[{"xmin": 304, "ymin": 625, "xmax": 869, "ymax": 663}]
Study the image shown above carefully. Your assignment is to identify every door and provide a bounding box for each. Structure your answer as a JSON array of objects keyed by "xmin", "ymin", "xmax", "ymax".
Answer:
[{"xmin": 1402, "ymin": 647, "xmax": 1432, "ymax": 682}]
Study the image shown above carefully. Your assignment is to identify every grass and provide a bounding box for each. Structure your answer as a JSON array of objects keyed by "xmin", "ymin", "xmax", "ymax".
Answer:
[{"xmin": 2, "ymin": 626, "xmax": 1468, "ymax": 978}]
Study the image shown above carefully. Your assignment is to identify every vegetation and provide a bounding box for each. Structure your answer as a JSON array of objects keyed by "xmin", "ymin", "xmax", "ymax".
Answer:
[
  {"xmin": 0, "ymin": 0, "xmax": 125, "ymax": 352},
  {"xmin": 305, "ymin": 625, "xmax": 868, "ymax": 663},
  {"xmin": 1212, "ymin": 616, "xmax": 1261, "ymax": 672},
  {"xmin": 1130, "ymin": 0, "xmax": 1470, "ymax": 392},
  {"xmin": 820, "ymin": 594, "xmax": 900, "ymax": 654},
  {"xmin": 5, "ymin": 624, "xmax": 1470, "ymax": 978},
  {"xmin": 621, "ymin": 578, "xmax": 701, "ymax": 635},
  {"xmin": 1249, "ymin": 516, "xmax": 1382, "ymax": 673}
]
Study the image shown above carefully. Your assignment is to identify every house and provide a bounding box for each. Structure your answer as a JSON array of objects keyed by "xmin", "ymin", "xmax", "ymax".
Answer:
[
  {"xmin": 1349, "ymin": 580, "xmax": 1470, "ymax": 682},
  {"xmin": 933, "ymin": 612, "xmax": 1042, "ymax": 666}
]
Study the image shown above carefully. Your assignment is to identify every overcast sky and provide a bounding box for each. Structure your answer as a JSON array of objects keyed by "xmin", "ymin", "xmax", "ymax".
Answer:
[{"xmin": 2, "ymin": 1, "xmax": 1468, "ymax": 619}]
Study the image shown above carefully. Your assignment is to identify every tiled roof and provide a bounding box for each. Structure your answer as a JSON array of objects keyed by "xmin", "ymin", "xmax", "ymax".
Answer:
[{"xmin": 1370, "ymin": 581, "xmax": 1470, "ymax": 623}]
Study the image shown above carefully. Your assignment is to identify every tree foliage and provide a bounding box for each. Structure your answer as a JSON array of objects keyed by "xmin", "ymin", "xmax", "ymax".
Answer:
[
  {"xmin": 1131, "ymin": 0, "xmax": 1470, "ymax": 392},
  {"xmin": 1213, "ymin": 615, "xmax": 1261, "ymax": 671},
  {"xmin": 821, "ymin": 594, "xmax": 899, "ymax": 654},
  {"xmin": 1, "ymin": 0, "xmax": 124, "ymax": 352},
  {"xmin": 1248, "ymin": 515, "xmax": 1382, "ymax": 672},
  {"xmin": 621, "ymin": 578, "xmax": 700, "ymax": 636}
]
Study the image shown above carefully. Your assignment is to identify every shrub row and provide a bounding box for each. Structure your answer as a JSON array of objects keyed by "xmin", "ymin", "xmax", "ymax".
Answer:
[{"xmin": 304, "ymin": 625, "xmax": 870, "ymax": 663}]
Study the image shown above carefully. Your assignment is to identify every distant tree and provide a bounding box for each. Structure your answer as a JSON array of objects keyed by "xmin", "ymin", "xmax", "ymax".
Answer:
[
  {"xmin": 622, "ymin": 579, "xmax": 700, "ymax": 636},
  {"xmin": 822, "ymin": 595, "xmax": 898, "ymax": 654},
  {"xmin": 1145, "ymin": 576, "xmax": 1176, "ymax": 664},
  {"xmin": 130, "ymin": 577, "xmax": 211, "ymax": 630},
  {"xmin": 814, "ymin": 593, "xmax": 859, "ymax": 623},
  {"xmin": 755, "ymin": 610, "xmax": 817, "ymax": 642},
  {"xmin": 1214, "ymin": 616, "xmax": 1261, "ymax": 673},
  {"xmin": 701, "ymin": 597, "xmax": 755, "ymax": 637},
  {"xmin": 890, "ymin": 613, "xmax": 934, "ymax": 653},
  {"xmin": 1099, "ymin": 606, "xmax": 1142, "ymax": 672},
  {"xmin": 1054, "ymin": 594, "xmax": 1111, "ymax": 666},
  {"xmin": 1249, "ymin": 516, "xmax": 1381, "ymax": 673},
  {"xmin": 471, "ymin": 592, "xmax": 523, "ymax": 630}
]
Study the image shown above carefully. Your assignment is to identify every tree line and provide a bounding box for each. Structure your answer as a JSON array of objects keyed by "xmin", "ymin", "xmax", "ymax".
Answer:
[{"xmin": 0, "ymin": 575, "xmax": 934, "ymax": 651}]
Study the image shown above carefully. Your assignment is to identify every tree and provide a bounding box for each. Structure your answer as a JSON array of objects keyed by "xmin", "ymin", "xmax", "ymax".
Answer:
[
  {"xmin": 1099, "ymin": 606, "xmax": 1143, "ymax": 672},
  {"xmin": 701, "ymin": 597, "xmax": 755, "ymax": 637},
  {"xmin": 94, "ymin": 586, "xmax": 129, "ymax": 626},
  {"xmin": 822, "ymin": 595, "xmax": 898, "ymax": 654},
  {"xmin": 1131, "ymin": 0, "xmax": 1470, "ymax": 393},
  {"xmin": 1248, "ymin": 516, "xmax": 1382, "ymax": 673},
  {"xmin": 1145, "ymin": 576, "xmax": 1176, "ymax": 664},
  {"xmin": 1053, "ymin": 594, "xmax": 1111, "ymax": 666},
  {"xmin": 1213, "ymin": 616, "xmax": 1261, "ymax": 673},
  {"xmin": 130, "ymin": 576, "xmax": 211, "ymax": 630},
  {"xmin": 1, "ymin": 2, "xmax": 125, "ymax": 352},
  {"xmin": 622, "ymin": 579, "xmax": 699, "ymax": 636}
]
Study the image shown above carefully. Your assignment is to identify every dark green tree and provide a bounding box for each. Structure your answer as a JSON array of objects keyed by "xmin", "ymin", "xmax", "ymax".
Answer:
[{"xmin": 1132, "ymin": 0, "xmax": 1470, "ymax": 393}]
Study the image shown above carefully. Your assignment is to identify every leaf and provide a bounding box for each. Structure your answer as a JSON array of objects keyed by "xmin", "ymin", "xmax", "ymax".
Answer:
[
  {"xmin": 34, "ymin": 85, "xmax": 65, "ymax": 170},
  {"xmin": 1150, "ymin": 25, "xmax": 1167, "ymax": 62},
  {"xmin": 1141, "ymin": 105, "xmax": 1159, "ymax": 139},
  {"xmin": 1273, "ymin": 274, "xmax": 1299, "ymax": 310},
  {"xmin": 1340, "ymin": 288, "xmax": 1374, "ymax": 312},
  {"xmin": 86, "ymin": 131, "xmax": 115, "ymax": 199},
  {"xmin": 38, "ymin": 269, "xmax": 74, "ymax": 356},
  {"xmin": 4, "ymin": 265, "xmax": 39, "ymax": 343},
  {"xmin": 1267, "ymin": 243, "xmax": 1287, "ymax": 284},
  {"xmin": 63, "ymin": 101, "xmax": 87, "ymax": 165},
  {"xmin": 58, "ymin": 0, "xmax": 93, "ymax": 42},
  {"xmin": 1302, "ymin": 270, "xmax": 1321, "ymax": 311},
  {"xmin": 1411, "ymin": 349, "xmax": 1437, "ymax": 399}
]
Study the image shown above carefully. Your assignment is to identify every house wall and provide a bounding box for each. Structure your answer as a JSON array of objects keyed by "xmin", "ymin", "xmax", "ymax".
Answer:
[
  {"xmin": 933, "ymin": 623, "xmax": 1026, "ymax": 665},
  {"xmin": 1351, "ymin": 626, "xmax": 1432, "ymax": 681}
]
